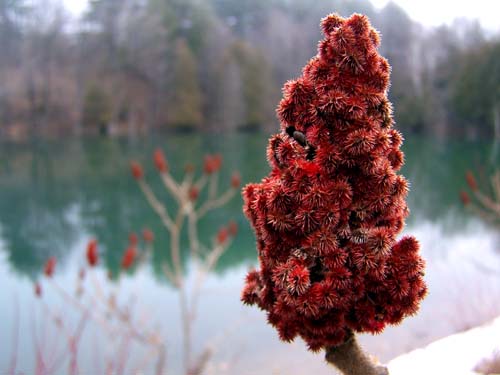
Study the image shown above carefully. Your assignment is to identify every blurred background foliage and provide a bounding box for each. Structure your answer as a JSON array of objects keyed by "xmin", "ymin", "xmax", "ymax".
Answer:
[{"xmin": 0, "ymin": 0, "xmax": 499, "ymax": 139}]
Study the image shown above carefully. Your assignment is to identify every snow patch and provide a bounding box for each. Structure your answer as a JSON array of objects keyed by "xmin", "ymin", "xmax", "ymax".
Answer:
[{"xmin": 388, "ymin": 315, "xmax": 500, "ymax": 375}]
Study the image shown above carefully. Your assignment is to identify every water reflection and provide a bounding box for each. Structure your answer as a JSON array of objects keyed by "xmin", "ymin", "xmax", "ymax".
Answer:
[
  {"xmin": 1, "ymin": 134, "xmax": 498, "ymax": 277},
  {"xmin": 0, "ymin": 133, "xmax": 272, "ymax": 279},
  {"xmin": 0, "ymin": 133, "xmax": 499, "ymax": 373}
]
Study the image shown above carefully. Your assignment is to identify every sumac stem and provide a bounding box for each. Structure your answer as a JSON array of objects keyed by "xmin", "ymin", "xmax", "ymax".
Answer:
[{"xmin": 325, "ymin": 332, "xmax": 388, "ymax": 375}]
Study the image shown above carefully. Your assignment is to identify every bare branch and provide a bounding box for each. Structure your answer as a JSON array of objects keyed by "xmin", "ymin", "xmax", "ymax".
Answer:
[
  {"xmin": 138, "ymin": 180, "xmax": 175, "ymax": 231},
  {"xmin": 197, "ymin": 189, "xmax": 236, "ymax": 219},
  {"xmin": 160, "ymin": 172, "xmax": 183, "ymax": 201}
]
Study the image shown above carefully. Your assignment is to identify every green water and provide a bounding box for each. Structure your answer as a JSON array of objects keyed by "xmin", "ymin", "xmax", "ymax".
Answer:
[
  {"xmin": 0, "ymin": 132, "xmax": 499, "ymax": 374},
  {"xmin": 0, "ymin": 133, "xmax": 268, "ymax": 278},
  {"xmin": 0, "ymin": 133, "xmax": 497, "ymax": 275}
]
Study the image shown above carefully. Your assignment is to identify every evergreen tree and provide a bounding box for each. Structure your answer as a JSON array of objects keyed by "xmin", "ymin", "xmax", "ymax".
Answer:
[
  {"xmin": 377, "ymin": 2, "xmax": 422, "ymax": 132},
  {"xmin": 167, "ymin": 38, "xmax": 203, "ymax": 130},
  {"xmin": 230, "ymin": 40, "xmax": 272, "ymax": 130},
  {"xmin": 82, "ymin": 84, "xmax": 112, "ymax": 135},
  {"xmin": 451, "ymin": 41, "xmax": 500, "ymax": 137}
]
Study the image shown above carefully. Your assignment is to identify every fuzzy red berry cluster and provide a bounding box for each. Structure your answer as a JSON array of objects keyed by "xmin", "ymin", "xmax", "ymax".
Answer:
[{"xmin": 241, "ymin": 13, "xmax": 427, "ymax": 351}]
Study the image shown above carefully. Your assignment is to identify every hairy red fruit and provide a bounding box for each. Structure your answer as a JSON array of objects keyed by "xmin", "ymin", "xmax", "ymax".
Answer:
[
  {"xmin": 86, "ymin": 239, "xmax": 98, "ymax": 267},
  {"xmin": 44, "ymin": 256, "xmax": 56, "ymax": 277},
  {"xmin": 241, "ymin": 13, "xmax": 427, "ymax": 350},
  {"xmin": 143, "ymin": 228, "xmax": 154, "ymax": 243},
  {"xmin": 130, "ymin": 161, "xmax": 143, "ymax": 180},
  {"xmin": 121, "ymin": 247, "xmax": 137, "ymax": 270},
  {"xmin": 153, "ymin": 149, "xmax": 169, "ymax": 173}
]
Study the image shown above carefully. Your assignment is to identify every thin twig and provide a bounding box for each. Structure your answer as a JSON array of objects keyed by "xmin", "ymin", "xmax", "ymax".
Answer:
[
  {"xmin": 8, "ymin": 295, "xmax": 19, "ymax": 375},
  {"xmin": 193, "ymin": 174, "xmax": 208, "ymax": 192},
  {"xmin": 197, "ymin": 189, "xmax": 236, "ymax": 218},
  {"xmin": 190, "ymin": 242, "xmax": 230, "ymax": 322},
  {"xmin": 187, "ymin": 211, "xmax": 202, "ymax": 257},
  {"xmin": 474, "ymin": 190, "xmax": 500, "ymax": 215},
  {"xmin": 182, "ymin": 169, "xmax": 196, "ymax": 191},
  {"xmin": 162, "ymin": 263, "xmax": 178, "ymax": 286},
  {"xmin": 179, "ymin": 286, "xmax": 192, "ymax": 373},
  {"xmin": 491, "ymin": 172, "xmax": 500, "ymax": 203},
  {"xmin": 160, "ymin": 172, "xmax": 183, "ymax": 201},
  {"xmin": 138, "ymin": 180, "xmax": 175, "ymax": 231}
]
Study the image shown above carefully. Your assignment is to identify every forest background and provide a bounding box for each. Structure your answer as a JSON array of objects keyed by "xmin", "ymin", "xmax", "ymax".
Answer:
[{"xmin": 1, "ymin": 0, "xmax": 499, "ymax": 140}]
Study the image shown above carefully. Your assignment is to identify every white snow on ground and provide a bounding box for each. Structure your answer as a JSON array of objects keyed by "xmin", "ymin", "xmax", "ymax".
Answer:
[{"xmin": 388, "ymin": 315, "xmax": 500, "ymax": 375}]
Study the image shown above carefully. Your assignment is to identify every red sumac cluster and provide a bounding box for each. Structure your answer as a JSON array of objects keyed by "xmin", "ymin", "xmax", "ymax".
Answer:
[{"xmin": 241, "ymin": 13, "xmax": 426, "ymax": 351}]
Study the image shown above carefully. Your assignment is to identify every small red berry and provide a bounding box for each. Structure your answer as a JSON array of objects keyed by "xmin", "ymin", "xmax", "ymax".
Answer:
[
  {"xmin": 213, "ymin": 154, "xmax": 222, "ymax": 171},
  {"xmin": 129, "ymin": 232, "xmax": 138, "ymax": 246},
  {"xmin": 143, "ymin": 228, "xmax": 154, "ymax": 243},
  {"xmin": 121, "ymin": 247, "xmax": 137, "ymax": 270},
  {"xmin": 153, "ymin": 149, "xmax": 168, "ymax": 173},
  {"xmin": 460, "ymin": 190, "xmax": 471, "ymax": 205},
  {"xmin": 465, "ymin": 171, "xmax": 478, "ymax": 191},
  {"xmin": 204, "ymin": 154, "xmax": 223, "ymax": 174},
  {"xmin": 130, "ymin": 161, "xmax": 143, "ymax": 180},
  {"xmin": 34, "ymin": 282, "xmax": 42, "ymax": 297},
  {"xmin": 217, "ymin": 227, "xmax": 229, "ymax": 245},
  {"xmin": 44, "ymin": 257, "xmax": 56, "ymax": 277},
  {"xmin": 189, "ymin": 186, "xmax": 199, "ymax": 201},
  {"xmin": 231, "ymin": 172, "xmax": 241, "ymax": 188},
  {"xmin": 228, "ymin": 220, "xmax": 238, "ymax": 236},
  {"xmin": 86, "ymin": 239, "xmax": 98, "ymax": 267}
]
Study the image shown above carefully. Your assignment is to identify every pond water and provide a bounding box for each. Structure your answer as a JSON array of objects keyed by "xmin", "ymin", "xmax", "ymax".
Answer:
[{"xmin": 0, "ymin": 133, "xmax": 499, "ymax": 374}]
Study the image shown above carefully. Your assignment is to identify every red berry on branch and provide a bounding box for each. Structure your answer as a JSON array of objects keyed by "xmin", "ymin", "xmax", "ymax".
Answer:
[
  {"xmin": 213, "ymin": 154, "xmax": 222, "ymax": 171},
  {"xmin": 217, "ymin": 227, "xmax": 229, "ymax": 245},
  {"xmin": 204, "ymin": 154, "xmax": 223, "ymax": 174},
  {"xmin": 231, "ymin": 172, "xmax": 241, "ymax": 188},
  {"xmin": 465, "ymin": 170, "xmax": 478, "ymax": 191},
  {"xmin": 154, "ymin": 149, "xmax": 169, "ymax": 173},
  {"xmin": 130, "ymin": 161, "xmax": 143, "ymax": 180},
  {"xmin": 188, "ymin": 186, "xmax": 199, "ymax": 201},
  {"xmin": 34, "ymin": 282, "xmax": 42, "ymax": 297},
  {"xmin": 143, "ymin": 228, "xmax": 154, "ymax": 243},
  {"xmin": 460, "ymin": 190, "xmax": 471, "ymax": 205},
  {"xmin": 121, "ymin": 247, "xmax": 137, "ymax": 270},
  {"xmin": 44, "ymin": 257, "xmax": 56, "ymax": 277},
  {"xmin": 129, "ymin": 232, "xmax": 138, "ymax": 247},
  {"xmin": 228, "ymin": 220, "xmax": 238, "ymax": 236},
  {"xmin": 86, "ymin": 239, "xmax": 98, "ymax": 267}
]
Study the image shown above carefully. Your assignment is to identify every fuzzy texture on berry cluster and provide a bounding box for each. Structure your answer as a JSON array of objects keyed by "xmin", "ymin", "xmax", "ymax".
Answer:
[{"xmin": 241, "ymin": 13, "xmax": 427, "ymax": 351}]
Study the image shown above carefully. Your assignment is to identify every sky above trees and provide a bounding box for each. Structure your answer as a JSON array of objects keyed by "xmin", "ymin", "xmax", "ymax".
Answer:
[
  {"xmin": 371, "ymin": 0, "xmax": 500, "ymax": 31},
  {"xmin": 63, "ymin": 0, "xmax": 500, "ymax": 32}
]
